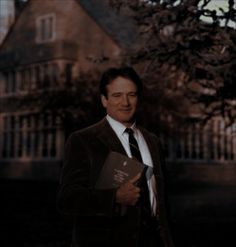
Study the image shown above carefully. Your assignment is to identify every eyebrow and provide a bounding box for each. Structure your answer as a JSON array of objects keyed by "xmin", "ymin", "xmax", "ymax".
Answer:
[{"xmin": 111, "ymin": 90, "xmax": 137, "ymax": 94}]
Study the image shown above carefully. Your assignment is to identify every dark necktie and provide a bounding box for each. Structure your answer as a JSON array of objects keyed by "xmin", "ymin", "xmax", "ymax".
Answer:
[
  {"xmin": 125, "ymin": 128, "xmax": 151, "ymax": 215},
  {"xmin": 126, "ymin": 128, "xmax": 142, "ymax": 163}
]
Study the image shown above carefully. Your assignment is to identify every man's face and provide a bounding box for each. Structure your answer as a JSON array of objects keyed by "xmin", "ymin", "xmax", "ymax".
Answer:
[{"xmin": 101, "ymin": 76, "xmax": 138, "ymax": 127}]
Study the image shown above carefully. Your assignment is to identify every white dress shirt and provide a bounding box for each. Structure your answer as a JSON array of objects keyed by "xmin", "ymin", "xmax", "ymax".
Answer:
[{"xmin": 106, "ymin": 115, "xmax": 157, "ymax": 216}]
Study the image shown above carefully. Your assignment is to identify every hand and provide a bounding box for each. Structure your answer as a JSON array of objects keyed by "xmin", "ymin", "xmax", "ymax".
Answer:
[{"xmin": 115, "ymin": 173, "xmax": 141, "ymax": 206}]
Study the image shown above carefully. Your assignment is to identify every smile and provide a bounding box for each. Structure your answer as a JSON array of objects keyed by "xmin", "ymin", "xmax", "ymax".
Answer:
[{"xmin": 119, "ymin": 109, "xmax": 132, "ymax": 112}]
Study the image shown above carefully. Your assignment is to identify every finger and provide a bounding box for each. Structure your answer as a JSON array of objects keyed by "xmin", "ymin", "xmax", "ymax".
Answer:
[
  {"xmin": 134, "ymin": 187, "xmax": 141, "ymax": 193},
  {"xmin": 129, "ymin": 173, "xmax": 141, "ymax": 184},
  {"xmin": 128, "ymin": 186, "xmax": 140, "ymax": 193}
]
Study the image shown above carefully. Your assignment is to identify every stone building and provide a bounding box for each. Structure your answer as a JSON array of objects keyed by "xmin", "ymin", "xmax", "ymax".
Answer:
[
  {"xmin": 0, "ymin": 0, "xmax": 138, "ymax": 179},
  {"xmin": 0, "ymin": 0, "xmax": 235, "ymax": 181},
  {"xmin": 1, "ymin": 2, "xmax": 235, "ymax": 245}
]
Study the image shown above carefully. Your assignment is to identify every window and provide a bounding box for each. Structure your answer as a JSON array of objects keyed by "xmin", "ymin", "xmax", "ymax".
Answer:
[
  {"xmin": 51, "ymin": 63, "xmax": 60, "ymax": 86},
  {"xmin": 1, "ymin": 62, "xmax": 61, "ymax": 96},
  {"xmin": 42, "ymin": 64, "xmax": 50, "ymax": 88},
  {"xmin": 35, "ymin": 65, "xmax": 42, "ymax": 89},
  {"xmin": 3, "ymin": 71, "xmax": 17, "ymax": 94},
  {"xmin": 0, "ymin": 113, "xmax": 62, "ymax": 160},
  {"xmin": 161, "ymin": 117, "xmax": 236, "ymax": 162},
  {"xmin": 36, "ymin": 63, "xmax": 60, "ymax": 89},
  {"xmin": 65, "ymin": 63, "xmax": 73, "ymax": 85},
  {"xmin": 18, "ymin": 68, "xmax": 31, "ymax": 92},
  {"xmin": 36, "ymin": 14, "xmax": 56, "ymax": 43}
]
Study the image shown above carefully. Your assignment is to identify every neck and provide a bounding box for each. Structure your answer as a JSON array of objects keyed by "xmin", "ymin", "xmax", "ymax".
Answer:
[{"xmin": 123, "ymin": 122, "xmax": 135, "ymax": 128}]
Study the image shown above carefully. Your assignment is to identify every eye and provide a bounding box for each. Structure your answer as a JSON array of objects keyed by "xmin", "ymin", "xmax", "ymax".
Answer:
[
  {"xmin": 128, "ymin": 92, "xmax": 137, "ymax": 97},
  {"xmin": 112, "ymin": 93, "xmax": 122, "ymax": 97}
]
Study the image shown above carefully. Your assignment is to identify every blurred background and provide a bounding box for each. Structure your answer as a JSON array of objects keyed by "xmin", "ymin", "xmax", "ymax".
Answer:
[{"xmin": 0, "ymin": 0, "xmax": 236, "ymax": 246}]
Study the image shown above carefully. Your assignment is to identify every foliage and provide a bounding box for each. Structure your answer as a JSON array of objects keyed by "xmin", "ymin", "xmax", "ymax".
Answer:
[
  {"xmin": 41, "ymin": 73, "xmax": 104, "ymax": 135},
  {"xmin": 14, "ymin": 72, "xmax": 105, "ymax": 136},
  {"xmin": 110, "ymin": 0, "xmax": 236, "ymax": 130},
  {"xmin": 17, "ymin": 0, "xmax": 236, "ymax": 135}
]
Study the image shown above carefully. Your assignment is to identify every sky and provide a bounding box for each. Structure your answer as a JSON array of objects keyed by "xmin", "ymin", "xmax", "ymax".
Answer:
[
  {"xmin": 143, "ymin": 1, "xmax": 235, "ymax": 28},
  {"xmin": 199, "ymin": 0, "xmax": 236, "ymax": 28}
]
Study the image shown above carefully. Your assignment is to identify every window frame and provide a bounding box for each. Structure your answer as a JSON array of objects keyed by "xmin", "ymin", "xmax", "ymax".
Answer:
[
  {"xmin": 0, "ymin": 112, "xmax": 62, "ymax": 161},
  {"xmin": 35, "ymin": 13, "xmax": 56, "ymax": 43}
]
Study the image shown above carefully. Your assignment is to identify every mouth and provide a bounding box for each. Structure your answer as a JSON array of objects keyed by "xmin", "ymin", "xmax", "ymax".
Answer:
[{"xmin": 119, "ymin": 108, "xmax": 132, "ymax": 112}]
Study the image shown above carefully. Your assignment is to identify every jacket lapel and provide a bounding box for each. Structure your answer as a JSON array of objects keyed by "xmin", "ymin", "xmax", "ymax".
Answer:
[
  {"xmin": 96, "ymin": 119, "xmax": 162, "ymax": 177},
  {"xmin": 139, "ymin": 127, "xmax": 161, "ymax": 176},
  {"xmin": 139, "ymin": 128, "xmax": 166, "ymax": 218},
  {"xmin": 96, "ymin": 118, "xmax": 127, "ymax": 156}
]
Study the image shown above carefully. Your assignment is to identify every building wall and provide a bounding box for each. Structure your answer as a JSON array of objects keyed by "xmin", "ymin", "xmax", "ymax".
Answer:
[
  {"xmin": 1, "ymin": 0, "xmax": 235, "ymax": 180},
  {"xmin": 0, "ymin": 0, "xmax": 127, "ymax": 179},
  {"xmin": 0, "ymin": 0, "xmax": 122, "ymax": 71},
  {"xmin": 162, "ymin": 116, "xmax": 236, "ymax": 163}
]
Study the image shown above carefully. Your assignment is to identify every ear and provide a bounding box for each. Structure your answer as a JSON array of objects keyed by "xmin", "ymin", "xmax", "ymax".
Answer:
[{"xmin": 101, "ymin": 95, "xmax": 107, "ymax": 108}]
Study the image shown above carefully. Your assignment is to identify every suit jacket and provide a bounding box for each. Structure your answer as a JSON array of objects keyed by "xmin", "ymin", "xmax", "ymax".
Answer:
[{"xmin": 57, "ymin": 118, "xmax": 174, "ymax": 247}]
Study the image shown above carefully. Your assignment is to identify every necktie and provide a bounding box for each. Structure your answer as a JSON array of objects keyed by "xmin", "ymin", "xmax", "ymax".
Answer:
[
  {"xmin": 126, "ymin": 128, "xmax": 142, "ymax": 163},
  {"xmin": 125, "ymin": 128, "xmax": 151, "ymax": 215}
]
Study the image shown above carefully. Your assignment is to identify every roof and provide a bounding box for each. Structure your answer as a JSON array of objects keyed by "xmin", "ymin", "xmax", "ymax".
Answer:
[
  {"xmin": 77, "ymin": 0, "xmax": 139, "ymax": 50},
  {"xmin": 0, "ymin": 0, "xmax": 140, "ymax": 55}
]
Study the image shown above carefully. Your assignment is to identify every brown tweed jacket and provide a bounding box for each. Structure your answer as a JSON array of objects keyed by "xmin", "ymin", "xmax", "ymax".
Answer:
[{"xmin": 57, "ymin": 118, "xmax": 174, "ymax": 247}]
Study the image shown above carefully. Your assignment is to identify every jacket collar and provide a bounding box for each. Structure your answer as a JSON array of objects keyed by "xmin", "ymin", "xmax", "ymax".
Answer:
[
  {"xmin": 138, "ymin": 126, "xmax": 161, "ymax": 175},
  {"xmin": 96, "ymin": 118, "xmax": 161, "ymax": 175},
  {"xmin": 96, "ymin": 118, "xmax": 127, "ymax": 155}
]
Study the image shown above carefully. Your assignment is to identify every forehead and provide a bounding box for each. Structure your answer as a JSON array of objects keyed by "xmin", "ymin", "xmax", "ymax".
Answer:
[{"xmin": 106, "ymin": 76, "xmax": 137, "ymax": 93}]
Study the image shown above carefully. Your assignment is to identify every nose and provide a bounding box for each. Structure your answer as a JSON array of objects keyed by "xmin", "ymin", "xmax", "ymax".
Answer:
[{"xmin": 121, "ymin": 95, "xmax": 129, "ymax": 106}]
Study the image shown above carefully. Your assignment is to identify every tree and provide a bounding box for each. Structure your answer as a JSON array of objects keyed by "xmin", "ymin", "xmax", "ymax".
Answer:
[
  {"xmin": 7, "ymin": 71, "xmax": 105, "ymax": 138},
  {"xmin": 21, "ymin": 0, "xmax": 235, "ymax": 136},
  {"xmin": 109, "ymin": 0, "xmax": 236, "ymax": 131}
]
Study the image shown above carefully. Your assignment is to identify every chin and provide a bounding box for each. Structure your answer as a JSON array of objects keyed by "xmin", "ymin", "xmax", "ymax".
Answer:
[{"xmin": 119, "ymin": 116, "xmax": 134, "ymax": 124}]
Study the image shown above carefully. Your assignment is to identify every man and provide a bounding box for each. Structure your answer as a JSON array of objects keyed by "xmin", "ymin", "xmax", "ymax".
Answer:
[{"xmin": 57, "ymin": 67, "xmax": 174, "ymax": 247}]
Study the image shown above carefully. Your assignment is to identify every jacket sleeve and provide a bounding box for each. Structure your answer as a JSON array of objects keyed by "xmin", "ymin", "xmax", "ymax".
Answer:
[{"xmin": 57, "ymin": 132, "xmax": 117, "ymax": 217}]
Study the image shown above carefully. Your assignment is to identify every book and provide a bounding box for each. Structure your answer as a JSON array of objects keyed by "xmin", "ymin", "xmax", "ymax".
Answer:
[{"xmin": 95, "ymin": 151, "xmax": 145, "ymax": 189}]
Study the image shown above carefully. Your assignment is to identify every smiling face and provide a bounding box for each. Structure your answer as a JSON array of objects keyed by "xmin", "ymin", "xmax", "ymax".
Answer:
[{"xmin": 101, "ymin": 76, "xmax": 138, "ymax": 127}]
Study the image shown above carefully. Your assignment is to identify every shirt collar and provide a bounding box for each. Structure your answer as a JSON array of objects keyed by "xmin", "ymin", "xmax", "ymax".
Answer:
[{"xmin": 106, "ymin": 115, "xmax": 136, "ymax": 136}]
